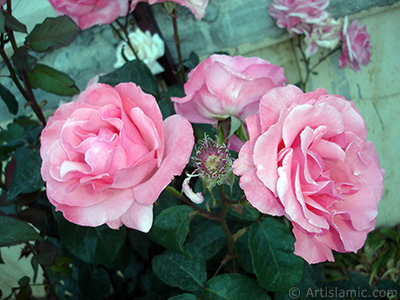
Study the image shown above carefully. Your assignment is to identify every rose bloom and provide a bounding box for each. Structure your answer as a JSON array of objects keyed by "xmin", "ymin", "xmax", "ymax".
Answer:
[
  {"xmin": 130, "ymin": 0, "xmax": 209, "ymax": 20},
  {"xmin": 268, "ymin": 0, "xmax": 330, "ymax": 35},
  {"xmin": 40, "ymin": 83, "xmax": 194, "ymax": 232},
  {"xmin": 339, "ymin": 16, "xmax": 371, "ymax": 72},
  {"xmin": 304, "ymin": 17, "xmax": 343, "ymax": 58},
  {"xmin": 233, "ymin": 85, "xmax": 384, "ymax": 264},
  {"xmin": 172, "ymin": 54, "xmax": 287, "ymax": 150},
  {"xmin": 114, "ymin": 28, "xmax": 165, "ymax": 74},
  {"xmin": 47, "ymin": 0, "xmax": 129, "ymax": 30}
]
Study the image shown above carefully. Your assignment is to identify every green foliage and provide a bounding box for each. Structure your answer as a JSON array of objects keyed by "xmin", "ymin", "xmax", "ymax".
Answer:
[
  {"xmin": 152, "ymin": 205, "xmax": 196, "ymax": 253},
  {"xmin": 7, "ymin": 146, "xmax": 44, "ymax": 201},
  {"xmin": 56, "ymin": 212, "xmax": 126, "ymax": 264},
  {"xmin": 205, "ymin": 273, "xmax": 271, "ymax": 300},
  {"xmin": 0, "ymin": 82, "xmax": 18, "ymax": 115},
  {"xmin": 249, "ymin": 217, "xmax": 303, "ymax": 292},
  {"xmin": 0, "ymin": 215, "xmax": 43, "ymax": 247},
  {"xmin": 152, "ymin": 249, "xmax": 207, "ymax": 292},
  {"xmin": 11, "ymin": 46, "xmax": 37, "ymax": 73},
  {"xmin": 0, "ymin": 10, "xmax": 27, "ymax": 33},
  {"xmin": 78, "ymin": 263, "xmax": 111, "ymax": 299},
  {"xmin": 99, "ymin": 59, "xmax": 159, "ymax": 98},
  {"xmin": 28, "ymin": 63, "xmax": 79, "ymax": 96},
  {"xmin": 169, "ymin": 293, "xmax": 197, "ymax": 300},
  {"xmin": 25, "ymin": 16, "xmax": 80, "ymax": 52}
]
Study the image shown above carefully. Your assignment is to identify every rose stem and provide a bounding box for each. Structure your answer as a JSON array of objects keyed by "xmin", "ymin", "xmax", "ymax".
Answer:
[
  {"xmin": 3, "ymin": 0, "xmax": 46, "ymax": 126},
  {"xmin": 170, "ymin": 10, "xmax": 186, "ymax": 84},
  {"xmin": 218, "ymin": 185, "xmax": 236, "ymax": 273}
]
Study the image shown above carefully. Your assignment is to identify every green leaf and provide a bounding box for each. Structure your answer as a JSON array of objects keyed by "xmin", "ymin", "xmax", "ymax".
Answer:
[
  {"xmin": 1, "ymin": 11, "xmax": 27, "ymax": 33},
  {"xmin": 25, "ymin": 16, "xmax": 80, "ymax": 53},
  {"xmin": 0, "ymin": 11, "xmax": 5, "ymax": 33},
  {"xmin": 152, "ymin": 205, "xmax": 195, "ymax": 253},
  {"xmin": 99, "ymin": 59, "xmax": 159, "ymax": 97},
  {"xmin": 11, "ymin": 46, "xmax": 37, "ymax": 73},
  {"xmin": 249, "ymin": 217, "xmax": 303, "ymax": 293},
  {"xmin": 186, "ymin": 218, "xmax": 225, "ymax": 261},
  {"xmin": 57, "ymin": 213, "xmax": 126, "ymax": 264},
  {"xmin": 0, "ymin": 82, "xmax": 18, "ymax": 115},
  {"xmin": 234, "ymin": 232, "xmax": 253, "ymax": 274},
  {"xmin": 7, "ymin": 146, "xmax": 44, "ymax": 201},
  {"xmin": 0, "ymin": 215, "xmax": 43, "ymax": 247},
  {"xmin": 183, "ymin": 52, "xmax": 200, "ymax": 71},
  {"xmin": 78, "ymin": 264, "xmax": 110, "ymax": 300},
  {"xmin": 28, "ymin": 63, "xmax": 79, "ymax": 96},
  {"xmin": 205, "ymin": 274, "xmax": 270, "ymax": 300},
  {"xmin": 168, "ymin": 294, "xmax": 197, "ymax": 300},
  {"xmin": 0, "ymin": 249, "xmax": 4, "ymax": 263},
  {"xmin": 152, "ymin": 250, "xmax": 207, "ymax": 292}
]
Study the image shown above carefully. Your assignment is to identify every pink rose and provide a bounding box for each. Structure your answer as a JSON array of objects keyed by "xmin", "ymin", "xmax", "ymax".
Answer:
[
  {"xmin": 172, "ymin": 53, "xmax": 286, "ymax": 130},
  {"xmin": 47, "ymin": 0, "xmax": 129, "ymax": 30},
  {"xmin": 130, "ymin": 0, "xmax": 208, "ymax": 20},
  {"xmin": 233, "ymin": 85, "xmax": 384, "ymax": 264},
  {"xmin": 172, "ymin": 54, "xmax": 287, "ymax": 151},
  {"xmin": 339, "ymin": 16, "xmax": 371, "ymax": 72},
  {"xmin": 268, "ymin": 0, "xmax": 330, "ymax": 35},
  {"xmin": 304, "ymin": 17, "xmax": 343, "ymax": 58},
  {"xmin": 40, "ymin": 83, "xmax": 194, "ymax": 232}
]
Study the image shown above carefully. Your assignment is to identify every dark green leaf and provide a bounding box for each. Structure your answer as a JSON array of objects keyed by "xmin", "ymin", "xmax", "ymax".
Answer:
[
  {"xmin": 25, "ymin": 16, "xmax": 80, "ymax": 52},
  {"xmin": 205, "ymin": 274, "xmax": 270, "ymax": 300},
  {"xmin": 0, "ymin": 82, "xmax": 18, "ymax": 115},
  {"xmin": 153, "ymin": 250, "xmax": 206, "ymax": 292},
  {"xmin": 99, "ymin": 60, "xmax": 159, "ymax": 97},
  {"xmin": 57, "ymin": 213, "xmax": 126, "ymax": 265},
  {"xmin": 249, "ymin": 217, "xmax": 303, "ymax": 293},
  {"xmin": 18, "ymin": 208, "xmax": 47, "ymax": 225},
  {"xmin": 234, "ymin": 232, "xmax": 253, "ymax": 274},
  {"xmin": 186, "ymin": 218, "xmax": 225, "ymax": 261},
  {"xmin": 0, "ymin": 249, "xmax": 4, "ymax": 263},
  {"xmin": 169, "ymin": 294, "xmax": 197, "ymax": 300},
  {"xmin": 78, "ymin": 264, "xmax": 110, "ymax": 300},
  {"xmin": 152, "ymin": 205, "xmax": 195, "ymax": 253},
  {"xmin": 0, "ymin": 215, "xmax": 43, "ymax": 247},
  {"xmin": 28, "ymin": 63, "xmax": 79, "ymax": 96},
  {"xmin": 183, "ymin": 52, "xmax": 200, "ymax": 70},
  {"xmin": 7, "ymin": 146, "xmax": 44, "ymax": 201},
  {"xmin": 11, "ymin": 46, "xmax": 37, "ymax": 73},
  {"xmin": 2, "ymin": 11, "xmax": 27, "ymax": 33},
  {"xmin": 0, "ymin": 11, "xmax": 5, "ymax": 33},
  {"xmin": 127, "ymin": 229, "xmax": 150, "ymax": 260}
]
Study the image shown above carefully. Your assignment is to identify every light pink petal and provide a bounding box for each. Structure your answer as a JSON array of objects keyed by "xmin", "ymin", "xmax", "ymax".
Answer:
[
  {"xmin": 120, "ymin": 202, "xmax": 154, "ymax": 232},
  {"xmin": 132, "ymin": 115, "xmax": 194, "ymax": 205},
  {"xmin": 293, "ymin": 226, "xmax": 335, "ymax": 264},
  {"xmin": 52, "ymin": 188, "xmax": 134, "ymax": 227}
]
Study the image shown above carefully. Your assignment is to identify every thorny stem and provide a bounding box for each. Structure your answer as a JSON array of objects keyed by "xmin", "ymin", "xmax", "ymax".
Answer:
[
  {"xmin": 218, "ymin": 185, "xmax": 236, "ymax": 273},
  {"xmin": 110, "ymin": 21, "xmax": 140, "ymax": 62},
  {"xmin": 171, "ymin": 10, "xmax": 186, "ymax": 84},
  {"xmin": 297, "ymin": 36, "xmax": 310, "ymax": 92},
  {"xmin": 297, "ymin": 36, "xmax": 342, "ymax": 92},
  {"xmin": 1, "ymin": 1, "xmax": 47, "ymax": 126},
  {"xmin": 0, "ymin": 42, "xmax": 46, "ymax": 126}
]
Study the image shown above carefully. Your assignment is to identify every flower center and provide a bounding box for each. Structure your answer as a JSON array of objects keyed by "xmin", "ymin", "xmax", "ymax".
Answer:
[{"xmin": 204, "ymin": 154, "xmax": 223, "ymax": 172}]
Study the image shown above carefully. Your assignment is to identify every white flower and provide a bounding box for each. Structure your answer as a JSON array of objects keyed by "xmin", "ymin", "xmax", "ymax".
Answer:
[{"xmin": 114, "ymin": 28, "xmax": 165, "ymax": 74}]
